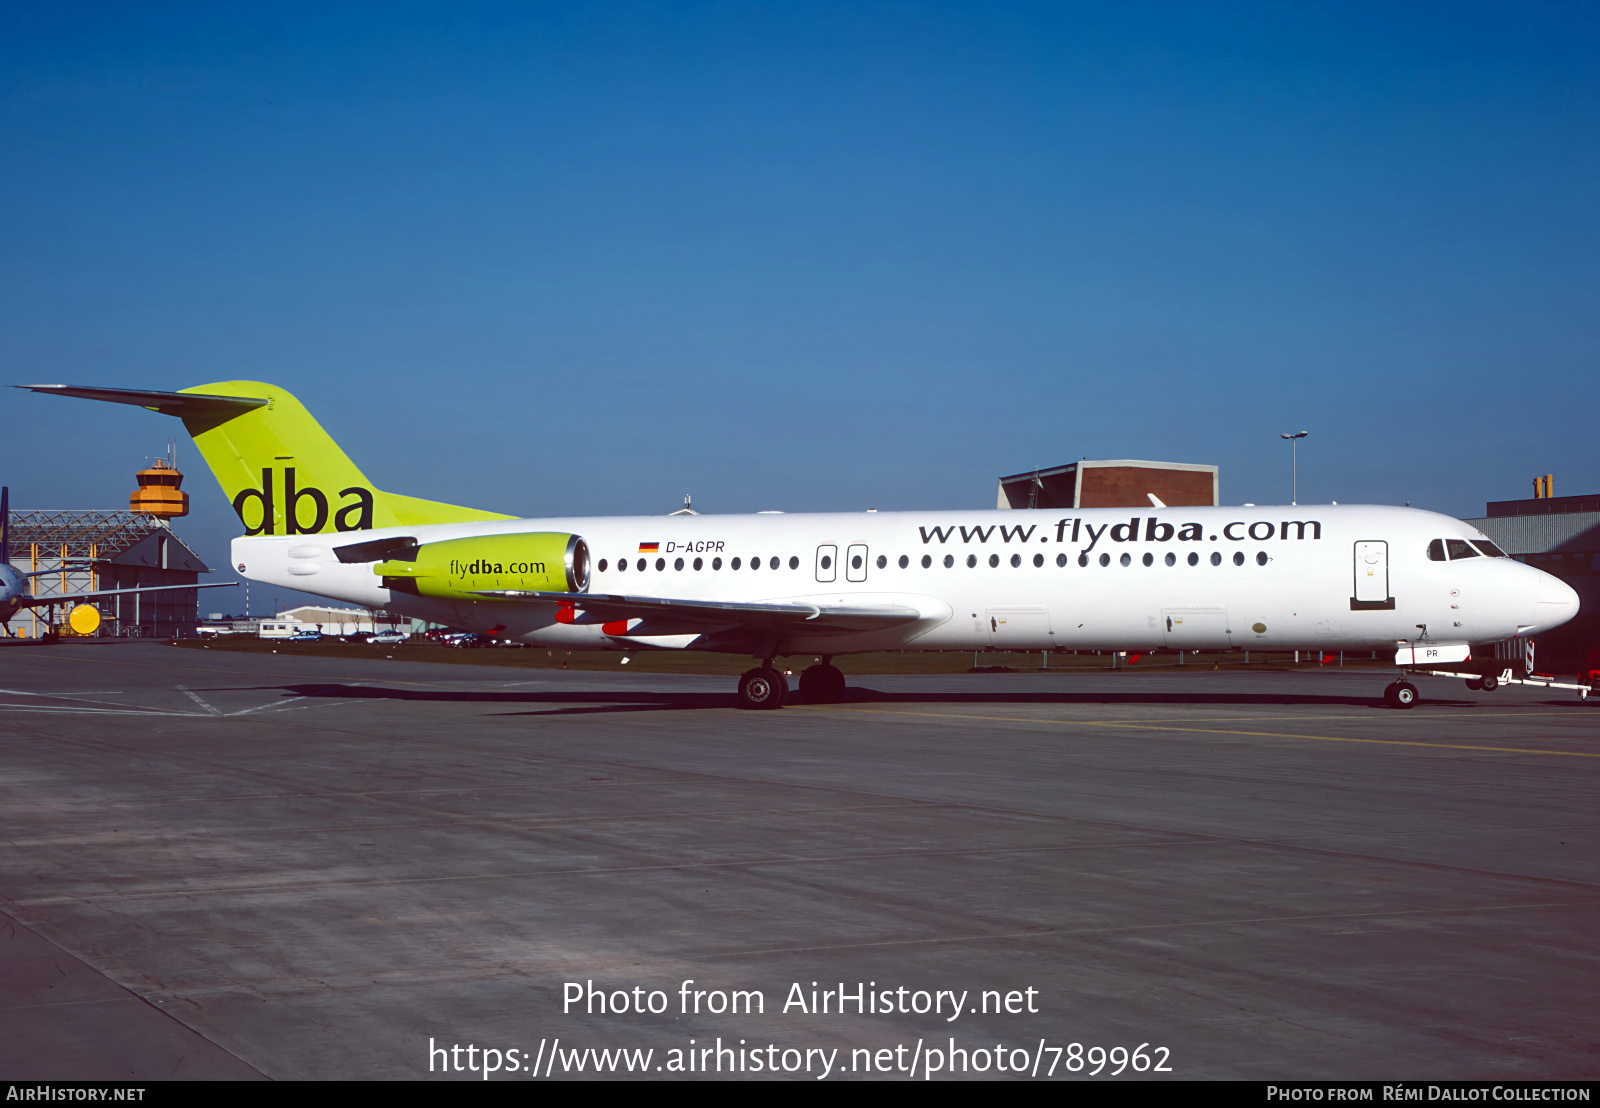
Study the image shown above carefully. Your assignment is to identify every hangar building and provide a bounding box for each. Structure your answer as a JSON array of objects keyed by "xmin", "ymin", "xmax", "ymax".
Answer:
[
  {"xmin": 996, "ymin": 459, "xmax": 1219, "ymax": 510},
  {"xmin": 1464, "ymin": 490, "xmax": 1599, "ymax": 682},
  {"xmin": 6, "ymin": 509, "xmax": 209, "ymax": 638}
]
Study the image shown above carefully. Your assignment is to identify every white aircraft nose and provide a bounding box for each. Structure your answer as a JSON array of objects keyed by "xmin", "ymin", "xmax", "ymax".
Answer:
[{"xmin": 1532, "ymin": 575, "xmax": 1580, "ymax": 632}]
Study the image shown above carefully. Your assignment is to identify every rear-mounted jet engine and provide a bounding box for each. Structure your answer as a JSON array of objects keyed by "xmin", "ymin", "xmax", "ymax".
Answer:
[{"xmin": 374, "ymin": 533, "xmax": 589, "ymax": 598}]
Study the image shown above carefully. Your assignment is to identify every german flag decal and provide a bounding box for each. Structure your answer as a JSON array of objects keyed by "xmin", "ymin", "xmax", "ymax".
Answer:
[{"xmin": 638, "ymin": 542, "xmax": 660, "ymax": 554}]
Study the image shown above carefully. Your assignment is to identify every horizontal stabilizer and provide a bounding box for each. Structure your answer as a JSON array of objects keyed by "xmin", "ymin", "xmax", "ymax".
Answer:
[
  {"xmin": 20, "ymin": 381, "xmax": 512, "ymax": 533},
  {"xmin": 16, "ymin": 385, "xmax": 268, "ymax": 418}
]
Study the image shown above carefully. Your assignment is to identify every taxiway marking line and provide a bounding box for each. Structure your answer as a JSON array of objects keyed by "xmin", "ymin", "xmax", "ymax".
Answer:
[
  {"xmin": 1038, "ymin": 710, "xmax": 1587, "ymax": 725},
  {"xmin": 0, "ymin": 695, "xmax": 346, "ymax": 719},
  {"xmin": 0, "ymin": 689, "xmax": 126, "ymax": 696},
  {"xmin": 176, "ymin": 685, "xmax": 223, "ymax": 716},
  {"xmin": 0, "ymin": 706, "xmax": 201, "ymax": 717},
  {"xmin": 1093, "ymin": 722, "xmax": 1600, "ymax": 758},
  {"xmin": 20, "ymin": 651, "xmax": 635, "ymax": 693},
  {"xmin": 809, "ymin": 707, "xmax": 1600, "ymax": 759},
  {"xmin": 227, "ymin": 696, "xmax": 308, "ymax": 717},
  {"xmin": 0, "ymin": 687, "xmax": 141, "ymax": 710}
]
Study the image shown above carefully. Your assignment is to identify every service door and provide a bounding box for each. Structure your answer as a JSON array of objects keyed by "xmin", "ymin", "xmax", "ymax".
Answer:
[
  {"xmin": 815, "ymin": 545, "xmax": 837, "ymax": 583},
  {"xmin": 1354, "ymin": 541, "xmax": 1388, "ymax": 604},
  {"xmin": 986, "ymin": 607, "xmax": 1053, "ymax": 649},
  {"xmin": 1162, "ymin": 607, "xmax": 1231, "ymax": 649},
  {"xmin": 845, "ymin": 544, "xmax": 869, "ymax": 583}
]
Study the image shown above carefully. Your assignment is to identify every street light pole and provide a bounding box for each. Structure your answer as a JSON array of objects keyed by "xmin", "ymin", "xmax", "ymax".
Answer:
[{"xmin": 1280, "ymin": 431, "xmax": 1308, "ymax": 505}]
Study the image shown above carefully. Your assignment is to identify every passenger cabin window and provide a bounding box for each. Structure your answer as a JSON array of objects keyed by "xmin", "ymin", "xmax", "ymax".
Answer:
[
  {"xmin": 1427, "ymin": 540, "xmax": 1447, "ymax": 561},
  {"xmin": 1445, "ymin": 539, "xmax": 1479, "ymax": 560}
]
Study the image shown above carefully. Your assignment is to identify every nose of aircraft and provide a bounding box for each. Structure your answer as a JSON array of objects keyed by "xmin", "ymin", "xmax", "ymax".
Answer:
[{"xmin": 1531, "ymin": 571, "xmax": 1580, "ymax": 633}]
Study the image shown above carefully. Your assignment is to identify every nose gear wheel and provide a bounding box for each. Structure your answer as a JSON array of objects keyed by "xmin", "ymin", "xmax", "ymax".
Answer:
[{"xmin": 1383, "ymin": 681, "xmax": 1418, "ymax": 709}]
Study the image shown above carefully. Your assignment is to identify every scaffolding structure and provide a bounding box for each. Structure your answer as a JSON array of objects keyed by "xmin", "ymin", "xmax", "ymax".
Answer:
[{"xmin": 6, "ymin": 509, "xmax": 209, "ymax": 638}]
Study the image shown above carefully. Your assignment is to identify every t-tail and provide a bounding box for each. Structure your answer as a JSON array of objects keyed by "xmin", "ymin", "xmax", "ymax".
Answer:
[{"xmin": 17, "ymin": 383, "xmax": 513, "ymax": 536}]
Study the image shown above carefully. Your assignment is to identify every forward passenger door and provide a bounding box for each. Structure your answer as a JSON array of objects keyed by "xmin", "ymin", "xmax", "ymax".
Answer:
[{"xmin": 1352, "ymin": 541, "xmax": 1393, "ymax": 609}]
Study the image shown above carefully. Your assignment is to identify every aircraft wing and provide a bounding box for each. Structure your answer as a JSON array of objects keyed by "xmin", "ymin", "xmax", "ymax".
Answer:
[
  {"xmin": 473, "ymin": 590, "xmax": 922, "ymax": 633},
  {"xmin": 19, "ymin": 581, "xmax": 237, "ymax": 609}
]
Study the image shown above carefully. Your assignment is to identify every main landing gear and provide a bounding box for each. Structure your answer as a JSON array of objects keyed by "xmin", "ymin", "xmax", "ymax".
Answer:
[
  {"xmin": 737, "ymin": 666, "xmax": 788, "ymax": 710},
  {"xmin": 737, "ymin": 658, "xmax": 848, "ymax": 709},
  {"xmin": 1383, "ymin": 680, "xmax": 1419, "ymax": 709},
  {"xmin": 799, "ymin": 659, "xmax": 847, "ymax": 704}
]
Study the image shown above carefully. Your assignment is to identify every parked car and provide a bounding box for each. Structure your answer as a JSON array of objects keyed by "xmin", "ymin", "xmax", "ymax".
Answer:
[
  {"xmin": 370, "ymin": 630, "xmax": 409, "ymax": 645},
  {"xmin": 289, "ymin": 629, "xmax": 322, "ymax": 642},
  {"xmin": 444, "ymin": 632, "xmax": 491, "ymax": 648}
]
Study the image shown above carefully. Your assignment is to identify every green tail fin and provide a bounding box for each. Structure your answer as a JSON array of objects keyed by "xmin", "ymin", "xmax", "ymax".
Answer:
[{"xmin": 176, "ymin": 381, "xmax": 514, "ymax": 535}]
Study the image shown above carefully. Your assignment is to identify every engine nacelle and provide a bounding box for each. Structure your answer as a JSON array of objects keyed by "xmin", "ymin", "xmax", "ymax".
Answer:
[{"xmin": 376, "ymin": 533, "xmax": 588, "ymax": 599}]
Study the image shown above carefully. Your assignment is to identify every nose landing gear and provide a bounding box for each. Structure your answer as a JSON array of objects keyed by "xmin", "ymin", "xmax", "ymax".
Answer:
[{"xmin": 1384, "ymin": 681, "xmax": 1419, "ymax": 709}]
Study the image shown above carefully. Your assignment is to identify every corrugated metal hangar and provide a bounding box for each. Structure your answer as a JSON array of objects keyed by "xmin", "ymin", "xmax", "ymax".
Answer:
[
  {"xmin": 1465, "ymin": 488, "xmax": 1600, "ymax": 682},
  {"xmin": 997, "ymin": 459, "xmax": 1219, "ymax": 510}
]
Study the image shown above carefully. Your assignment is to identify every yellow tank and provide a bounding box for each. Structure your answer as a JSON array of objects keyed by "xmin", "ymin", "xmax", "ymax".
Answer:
[
  {"xmin": 66, "ymin": 604, "xmax": 101, "ymax": 635},
  {"xmin": 130, "ymin": 457, "xmax": 189, "ymax": 518}
]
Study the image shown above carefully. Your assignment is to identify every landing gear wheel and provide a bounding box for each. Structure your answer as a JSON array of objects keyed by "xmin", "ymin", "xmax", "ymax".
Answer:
[
  {"xmin": 738, "ymin": 667, "xmax": 789, "ymax": 710},
  {"xmin": 799, "ymin": 664, "xmax": 847, "ymax": 703},
  {"xmin": 1384, "ymin": 681, "xmax": 1418, "ymax": 709},
  {"xmin": 1465, "ymin": 678, "xmax": 1483, "ymax": 691},
  {"xmin": 1480, "ymin": 674, "xmax": 1499, "ymax": 692}
]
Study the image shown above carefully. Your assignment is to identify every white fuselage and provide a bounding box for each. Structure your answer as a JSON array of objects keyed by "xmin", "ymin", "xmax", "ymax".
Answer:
[{"xmin": 233, "ymin": 504, "xmax": 1580, "ymax": 656}]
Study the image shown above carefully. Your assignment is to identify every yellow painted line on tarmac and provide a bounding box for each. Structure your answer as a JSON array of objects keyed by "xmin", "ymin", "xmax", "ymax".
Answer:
[
  {"xmin": 803, "ymin": 706, "xmax": 1600, "ymax": 759},
  {"xmin": 1092, "ymin": 722, "xmax": 1600, "ymax": 759}
]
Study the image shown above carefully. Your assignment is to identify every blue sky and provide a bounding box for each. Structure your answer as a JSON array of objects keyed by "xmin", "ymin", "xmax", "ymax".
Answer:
[{"xmin": 3, "ymin": 2, "xmax": 1596, "ymax": 607}]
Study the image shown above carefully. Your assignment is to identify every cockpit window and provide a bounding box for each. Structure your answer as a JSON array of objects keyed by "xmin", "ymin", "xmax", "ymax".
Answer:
[
  {"xmin": 1427, "ymin": 539, "xmax": 1446, "ymax": 562},
  {"xmin": 1445, "ymin": 539, "xmax": 1480, "ymax": 560},
  {"xmin": 1471, "ymin": 539, "xmax": 1508, "ymax": 558}
]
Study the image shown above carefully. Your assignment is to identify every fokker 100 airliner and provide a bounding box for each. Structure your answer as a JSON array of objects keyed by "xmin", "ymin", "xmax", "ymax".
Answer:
[{"xmin": 21, "ymin": 382, "xmax": 1580, "ymax": 709}]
